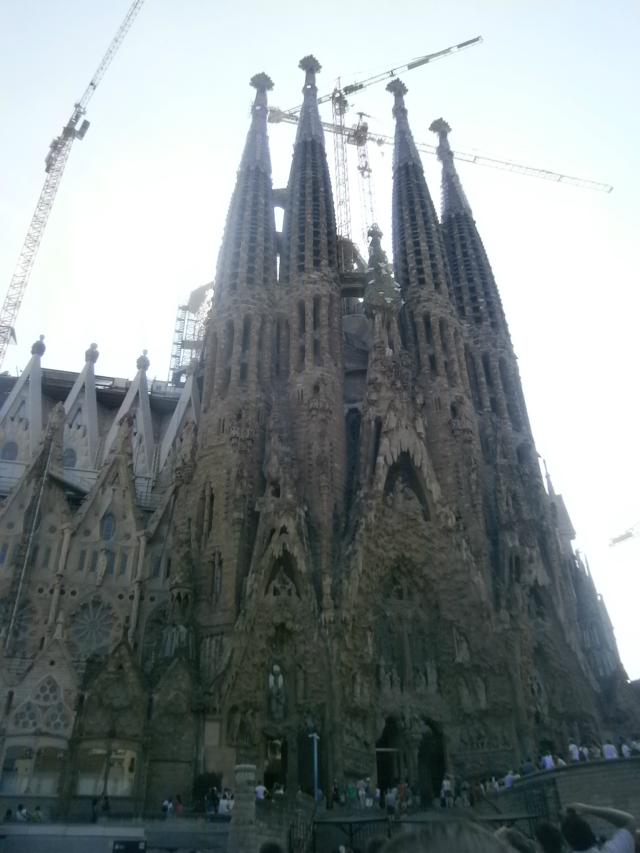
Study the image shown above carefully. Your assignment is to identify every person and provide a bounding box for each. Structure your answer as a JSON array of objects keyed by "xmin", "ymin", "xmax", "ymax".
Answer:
[
  {"xmin": 219, "ymin": 791, "xmax": 231, "ymax": 815},
  {"xmin": 375, "ymin": 820, "xmax": 512, "ymax": 852},
  {"xmin": 32, "ymin": 805, "xmax": 43, "ymax": 823},
  {"xmin": 440, "ymin": 774, "xmax": 453, "ymax": 807},
  {"xmin": 602, "ymin": 739, "xmax": 619, "ymax": 760},
  {"xmin": 568, "ymin": 742, "xmax": 580, "ymax": 763},
  {"xmin": 541, "ymin": 751, "xmax": 555, "ymax": 771},
  {"xmin": 561, "ymin": 802, "xmax": 636, "ymax": 852},
  {"xmin": 555, "ymin": 755, "xmax": 567, "ymax": 768},
  {"xmin": 255, "ymin": 780, "xmax": 267, "ymax": 800},
  {"xmin": 386, "ymin": 786, "xmax": 397, "ymax": 816},
  {"xmin": 495, "ymin": 826, "xmax": 537, "ymax": 853},
  {"xmin": 332, "ymin": 780, "xmax": 341, "ymax": 805},
  {"xmin": 504, "ymin": 770, "xmax": 515, "ymax": 789},
  {"xmin": 91, "ymin": 796, "xmax": 99, "ymax": 822},
  {"xmin": 579, "ymin": 745, "xmax": 590, "ymax": 762},
  {"xmin": 534, "ymin": 821, "xmax": 565, "ymax": 853},
  {"xmin": 521, "ymin": 757, "xmax": 534, "ymax": 775},
  {"xmin": 16, "ymin": 804, "xmax": 29, "ymax": 822},
  {"xmin": 101, "ymin": 794, "xmax": 111, "ymax": 817},
  {"xmin": 620, "ymin": 741, "xmax": 631, "ymax": 759},
  {"xmin": 161, "ymin": 796, "xmax": 173, "ymax": 817},
  {"xmin": 3, "ymin": 808, "xmax": 12, "ymax": 822},
  {"xmin": 175, "ymin": 794, "xmax": 184, "ymax": 816}
]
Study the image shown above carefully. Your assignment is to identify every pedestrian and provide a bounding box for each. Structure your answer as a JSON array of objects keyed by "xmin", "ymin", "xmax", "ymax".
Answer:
[
  {"xmin": 621, "ymin": 741, "xmax": 631, "ymax": 759},
  {"xmin": 579, "ymin": 744, "xmax": 590, "ymax": 762},
  {"xmin": 161, "ymin": 796, "xmax": 173, "ymax": 818},
  {"xmin": 561, "ymin": 801, "xmax": 635, "ymax": 852},
  {"xmin": 3, "ymin": 808, "xmax": 12, "ymax": 822},
  {"xmin": 16, "ymin": 804, "xmax": 29, "ymax": 822},
  {"xmin": 440, "ymin": 774, "xmax": 453, "ymax": 807},
  {"xmin": 602, "ymin": 739, "xmax": 619, "ymax": 760},
  {"xmin": 255, "ymin": 780, "xmax": 267, "ymax": 800},
  {"xmin": 175, "ymin": 794, "xmax": 184, "ymax": 816},
  {"xmin": 568, "ymin": 741, "xmax": 580, "ymax": 763},
  {"xmin": 32, "ymin": 805, "xmax": 43, "ymax": 823},
  {"xmin": 504, "ymin": 770, "xmax": 515, "ymax": 789},
  {"xmin": 541, "ymin": 751, "xmax": 555, "ymax": 771}
]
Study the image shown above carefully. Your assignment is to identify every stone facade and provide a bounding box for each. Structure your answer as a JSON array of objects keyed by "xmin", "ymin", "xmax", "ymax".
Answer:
[{"xmin": 0, "ymin": 58, "xmax": 636, "ymax": 815}]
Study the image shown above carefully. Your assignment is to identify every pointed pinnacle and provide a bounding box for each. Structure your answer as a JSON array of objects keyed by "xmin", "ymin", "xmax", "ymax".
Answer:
[
  {"xmin": 386, "ymin": 78, "xmax": 408, "ymax": 100},
  {"xmin": 299, "ymin": 55, "xmax": 322, "ymax": 75},
  {"xmin": 429, "ymin": 117, "xmax": 451, "ymax": 138},
  {"xmin": 250, "ymin": 73, "xmax": 274, "ymax": 93}
]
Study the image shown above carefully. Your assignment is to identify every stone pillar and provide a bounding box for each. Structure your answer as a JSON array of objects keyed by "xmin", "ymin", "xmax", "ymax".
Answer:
[{"xmin": 228, "ymin": 763, "xmax": 257, "ymax": 853}]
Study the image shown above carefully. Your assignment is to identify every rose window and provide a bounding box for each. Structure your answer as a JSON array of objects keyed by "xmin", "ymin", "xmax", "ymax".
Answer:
[
  {"xmin": 13, "ymin": 701, "xmax": 39, "ymax": 731},
  {"xmin": 70, "ymin": 599, "xmax": 117, "ymax": 659}
]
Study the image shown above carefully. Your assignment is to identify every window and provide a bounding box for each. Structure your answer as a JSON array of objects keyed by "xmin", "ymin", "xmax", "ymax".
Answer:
[
  {"xmin": 152, "ymin": 556, "xmax": 162, "ymax": 578},
  {"xmin": 1, "ymin": 441, "xmax": 18, "ymax": 461},
  {"xmin": 77, "ymin": 549, "xmax": 87, "ymax": 572},
  {"xmin": 105, "ymin": 551, "xmax": 116, "ymax": 576},
  {"xmin": 100, "ymin": 513, "xmax": 116, "ymax": 542},
  {"xmin": 119, "ymin": 552, "xmax": 128, "ymax": 576},
  {"xmin": 62, "ymin": 447, "xmax": 77, "ymax": 468}
]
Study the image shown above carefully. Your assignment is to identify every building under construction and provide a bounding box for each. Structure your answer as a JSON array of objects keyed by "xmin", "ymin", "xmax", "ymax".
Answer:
[{"xmin": 0, "ymin": 57, "xmax": 636, "ymax": 820}]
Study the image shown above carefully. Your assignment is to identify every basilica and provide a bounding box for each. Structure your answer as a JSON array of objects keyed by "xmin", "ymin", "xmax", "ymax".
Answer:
[{"xmin": 0, "ymin": 57, "xmax": 634, "ymax": 815}]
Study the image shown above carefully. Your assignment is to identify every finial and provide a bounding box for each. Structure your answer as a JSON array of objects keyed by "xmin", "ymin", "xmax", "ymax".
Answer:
[
  {"xmin": 85, "ymin": 342, "xmax": 99, "ymax": 364},
  {"xmin": 367, "ymin": 223, "xmax": 383, "ymax": 241},
  {"xmin": 299, "ymin": 55, "xmax": 321, "ymax": 88},
  {"xmin": 136, "ymin": 349, "xmax": 150, "ymax": 371},
  {"xmin": 250, "ymin": 73, "xmax": 274, "ymax": 93},
  {"xmin": 429, "ymin": 117, "xmax": 451, "ymax": 138},
  {"xmin": 31, "ymin": 334, "xmax": 46, "ymax": 357},
  {"xmin": 386, "ymin": 78, "xmax": 408, "ymax": 101}
]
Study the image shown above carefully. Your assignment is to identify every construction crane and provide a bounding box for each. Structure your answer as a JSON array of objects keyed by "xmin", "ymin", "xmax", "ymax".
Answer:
[
  {"xmin": 609, "ymin": 521, "xmax": 640, "ymax": 547},
  {"xmin": 269, "ymin": 108, "xmax": 614, "ymax": 195},
  {"xmin": 0, "ymin": 0, "xmax": 146, "ymax": 369},
  {"xmin": 269, "ymin": 37, "xmax": 613, "ymax": 247},
  {"xmin": 282, "ymin": 38, "xmax": 483, "ymax": 245}
]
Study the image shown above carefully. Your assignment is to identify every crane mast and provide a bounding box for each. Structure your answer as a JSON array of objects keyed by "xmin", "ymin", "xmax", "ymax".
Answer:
[{"xmin": 0, "ymin": 0, "xmax": 146, "ymax": 368}]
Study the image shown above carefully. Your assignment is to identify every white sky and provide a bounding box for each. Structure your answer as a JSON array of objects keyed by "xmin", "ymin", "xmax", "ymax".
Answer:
[{"xmin": 1, "ymin": 1, "xmax": 639, "ymax": 678}]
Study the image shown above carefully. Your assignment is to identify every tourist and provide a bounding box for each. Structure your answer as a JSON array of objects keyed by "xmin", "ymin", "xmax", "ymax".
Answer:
[
  {"xmin": 386, "ymin": 786, "xmax": 397, "ymax": 816},
  {"xmin": 32, "ymin": 805, "xmax": 43, "ymax": 822},
  {"xmin": 561, "ymin": 802, "xmax": 635, "ymax": 852},
  {"xmin": 440, "ymin": 774, "xmax": 453, "ymax": 807},
  {"xmin": 347, "ymin": 780, "xmax": 357, "ymax": 809},
  {"xmin": 568, "ymin": 741, "xmax": 580, "ymax": 763},
  {"xmin": 534, "ymin": 821, "xmax": 565, "ymax": 853},
  {"xmin": 161, "ymin": 796, "xmax": 173, "ymax": 818},
  {"xmin": 589, "ymin": 744, "xmax": 601, "ymax": 761},
  {"xmin": 219, "ymin": 791, "xmax": 232, "ymax": 815},
  {"xmin": 579, "ymin": 745, "xmax": 590, "ymax": 762},
  {"xmin": 620, "ymin": 741, "xmax": 631, "ymax": 759},
  {"xmin": 521, "ymin": 757, "xmax": 534, "ymax": 775},
  {"xmin": 255, "ymin": 780, "xmax": 267, "ymax": 800},
  {"xmin": 175, "ymin": 794, "xmax": 185, "ymax": 816},
  {"xmin": 504, "ymin": 770, "xmax": 515, "ymax": 789},
  {"xmin": 375, "ymin": 819, "xmax": 513, "ymax": 852},
  {"xmin": 16, "ymin": 804, "xmax": 29, "ymax": 822},
  {"xmin": 541, "ymin": 751, "xmax": 555, "ymax": 771},
  {"xmin": 357, "ymin": 778, "xmax": 366, "ymax": 809},
  {"xmin": 603, "ymin": 739, "xmax": 619, "ymax": 760}
]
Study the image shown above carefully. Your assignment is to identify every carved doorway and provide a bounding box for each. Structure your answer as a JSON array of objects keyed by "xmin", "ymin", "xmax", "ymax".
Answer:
[
  {"xmin": 417, "ymin": 721, "xmax": 445, "ymax": 808},
  {"xmin": 376, "ymin": 717, "xmax": 402, "ymax": 794},
  {"xmin": 264, "ymin": 737, "xmax": 287, "ymax": 791}
]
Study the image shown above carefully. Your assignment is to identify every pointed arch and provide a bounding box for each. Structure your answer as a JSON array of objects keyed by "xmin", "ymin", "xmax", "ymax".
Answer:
[{"xmin": 383, "ymin": 451, "xmax": 430, "ymax": 520}]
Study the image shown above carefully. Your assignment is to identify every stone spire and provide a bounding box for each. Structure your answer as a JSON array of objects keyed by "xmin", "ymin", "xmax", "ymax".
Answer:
[
  {"xmin": 364, "ymin": 225, "xmax": 398, "ymax": 312},
  {"xmin": 430, "ymin": 118, "xmax": 507, "ymax": 333},
  {"xmin": 281, "ymin": 56, "xmax": 338, "ymax": 282},
  {"xmin": 213, "ymin": 73, "xmax": 277, "ymax": 298},
  {"xmin": 429, "ymin": 118, "xmax": 472, "ymax": 218},
  {"xmin": 386, "ymin": 80, "xmax": 450, "ymax": 297}
]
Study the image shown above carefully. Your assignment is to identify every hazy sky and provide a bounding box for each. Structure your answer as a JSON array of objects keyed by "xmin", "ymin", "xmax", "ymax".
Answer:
[{"xmin": 1, "ymin": 1, "xmax": 639, "ymax": 678}]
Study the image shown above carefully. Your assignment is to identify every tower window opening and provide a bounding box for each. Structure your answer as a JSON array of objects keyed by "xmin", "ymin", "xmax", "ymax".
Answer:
[
  {"xmin": 222, "ymin": 320, "xmax": 235, "ymax": 390},
  {"xmin": 240, "ymin": 317, "xmax": 251, "ymax": 384},
  {"xmin": 482, "ymin": 353, "xmax": 494, "ymax": 388},
  {"xmin": 1, "ymin": 441, "xmax": 18, "ymax": 461},
  {"xmin": 101, "ymin": 513, "xmax": 116, "ymax": 542},
  {"xmin": 297, "ymin": 300, "xmax": 306, "ymax": 371},
  {"xmin": 465, "ymin": 348, "xmax": 482, "ymax": 412},
  {"xmin": 499, "ymin": 359, "xmax": 522, "ymax": 431},
  {"xmin": 62, "ymin": 447, "xmax": 77, "ymax": 469}
]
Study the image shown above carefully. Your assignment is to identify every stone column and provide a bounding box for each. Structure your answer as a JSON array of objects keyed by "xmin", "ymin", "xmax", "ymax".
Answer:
[{"xmin": 228, "ymin": 763, "xmax": 257, "ymax": 853}]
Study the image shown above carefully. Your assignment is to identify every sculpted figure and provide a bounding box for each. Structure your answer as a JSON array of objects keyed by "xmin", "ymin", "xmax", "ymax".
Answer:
[{"xmin": 268, "ymin": 663, "xmax": 285, "ymax": 721}]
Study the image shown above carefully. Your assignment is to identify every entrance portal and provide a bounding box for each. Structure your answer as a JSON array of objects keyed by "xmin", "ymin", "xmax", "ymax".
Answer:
[
  {"xmin": 376, "ymin": 717, "xmax": 402, "ymax": 793},
  {"xmin": 417, "ymin": 722, "xmax": 445, "ymax": 808},
  {"xmin": 264, "ymin": 737, "xmax": 287, "ymax": 791}
]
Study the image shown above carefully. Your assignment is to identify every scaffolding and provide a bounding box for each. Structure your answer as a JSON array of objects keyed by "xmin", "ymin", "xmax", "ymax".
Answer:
[{"xmin": 168, "ymin": 282, "xmax": 212, "ymax": 385}]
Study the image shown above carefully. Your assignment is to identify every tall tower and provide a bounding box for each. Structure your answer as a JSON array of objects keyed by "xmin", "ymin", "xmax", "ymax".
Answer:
[
  {"xmin": 193, "ymin": 72, "xmax": 278, "ymax": 629},
  {"xmin": 386, "ymin": 80, "xmax": 486, "ymax": 562},
  {"xmin": 280, "ymin": 56, "xmax": 345, "ymax": 611}
]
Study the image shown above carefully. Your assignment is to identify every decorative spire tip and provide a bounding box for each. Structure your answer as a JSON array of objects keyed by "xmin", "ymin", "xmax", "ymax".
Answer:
[
  {"xmin": 299, "ymin": 55, "xmax": 322, "ymax": 75},
  {"xmin": 386, "ymin": 78, "xmax": 408, "ymax": 99},
  {"xmin": 31, "ymin": 335, "xmax": 46, "ymax": 356},
  {"xmin": 367, "ymin": 223, "xmax": 383, "ymax": 240},
  {"xmin": 429, "ymin": 117, "xmax": 451, "ymax": 137},
  {"xmin": 250, "ymin": 73, "xmax": 274, "ymax": 93},
  {"xmin": 136, "ymin": 349, "xmax": 150, "ymax": 371},
  {"xmin": 85, "ymin": 342, "xmax": 99, "ymax": 364}
]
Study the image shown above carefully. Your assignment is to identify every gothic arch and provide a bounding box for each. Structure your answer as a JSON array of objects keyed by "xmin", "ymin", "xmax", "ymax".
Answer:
[
  {"xmin": 383, "ymin": 451, "xmax": 430, "ymax": 520},
  {"xmin": 264, "ymin": 550, "xmax": 300, "ymax": 600}
]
